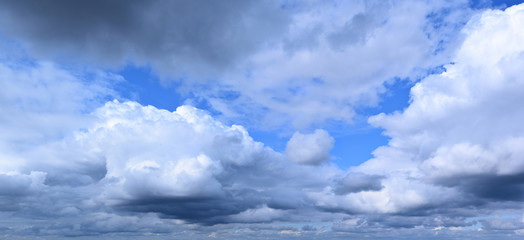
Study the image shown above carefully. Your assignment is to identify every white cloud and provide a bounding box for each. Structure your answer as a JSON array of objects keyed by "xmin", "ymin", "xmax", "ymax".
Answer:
[
  {"xmin": 84, "ymin": 100, "xmax": 265, "ymax": 200},
  {"xmin": 228, "ymin": 205, "xmax": 285, "ymax": 223},
  {"xmin": 0, "ymin": 61, "xmax": 116, "ymax": 148},
  {"xmin": 0, "ymin": 59, "xmax": 116, "ymax": 196},
  {"xmin": 330, "ymin": 2, "xmax": 524, "ymax": 215},
  {"xmin": 366, "ymin": 3, "xmax": 524, "ymax": 174},
  {"xmin": 286, "ymin": 129, "xmax": 334, "ymax": 165},
  {"xmin": 79, "ymin": 101, "xmax": 342, "ymax": 221},
  {"xmin": 1, "ymin": 91, "xmax": 342, "ymax": 229},
  {"xmin": 197, "ymin": 0, "xmax": 476, "ymax": 128}
]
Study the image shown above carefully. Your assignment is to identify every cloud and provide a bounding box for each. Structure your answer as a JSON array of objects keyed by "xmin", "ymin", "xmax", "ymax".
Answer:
[
  {"xmin": 310, "ymin": 1, "xmax": 524, "ymax": 226},
  {"xmin": 0, "ymin": 0, "xmax": 289, "ymax": 76},
  {"xmin": 0, "ymin": 60, "xmax": 116, "ymax": 146},
  {"xmin": 203, "ymin": 0, "xmax": 477, "ymax": 128},
  {"xmin": 1, "ymin": 1, "xmax": 524, "ymax": 239},
  {"xmin": 86, "ymin": 101, "xmax": 342, "ymax": 224},
  {"xmin": 0, "ymin": 60, "xmax": 343, "ymax": 235},
  {"xmin": 0, "ymin": 0, "xmax": 477, "ymax": 128},
  {"xmin": 1, "ymin": 94, "xmax": 341, "ymax": 229},
  {"xmin": 286, "ymin": 129, "xmax": 334, "ymax": 165},
  {"xmin": 333, "ymin": 172, "xmax": 383, "ymax": 194},
  {"xmin": 0, "ymin": 55, "xmax": 341, "ymax": 236}
]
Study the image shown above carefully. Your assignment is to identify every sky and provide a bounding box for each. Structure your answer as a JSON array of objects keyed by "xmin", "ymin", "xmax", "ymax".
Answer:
[{"xmin": 1, "ymin": 0, "xmax": 524, "ymax": 239}]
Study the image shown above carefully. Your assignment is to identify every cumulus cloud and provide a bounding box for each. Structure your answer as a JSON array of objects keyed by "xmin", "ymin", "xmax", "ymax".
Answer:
[
  {"xmin": 286, "ymin": 129, "xmax": 334, "ymax": 165},
  {"xmin": 0, "ymin": 62, "xmax": 342, "ymax": 232},
  {"xmin": 0, "ymin": 51, "xmax": 342, "ymax": 236},
  {"xmin": 81, "ymin": 101, "xmax": 341, "ymax": 224},
  {"xmin": 308, "ymin": 2, "xmax": 524, "ymax": 229}
]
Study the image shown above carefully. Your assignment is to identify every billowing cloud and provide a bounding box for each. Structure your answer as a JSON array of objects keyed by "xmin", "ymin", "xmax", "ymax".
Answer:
[
  {"xmin": 83, "ymin": 101, "xmax": 342, "ymax": 225},
  {"xmin": 0, "ymin": 62, "xmax": 343, "ymax": 233},
  {"xmin": 307, "ymin": 2, "xmax": 524, "ymax": 231}
]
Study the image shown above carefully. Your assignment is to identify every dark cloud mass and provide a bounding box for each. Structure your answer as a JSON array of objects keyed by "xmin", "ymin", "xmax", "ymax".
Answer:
[
  {"xmin": 0, "ymin": 0, "xmax": 289, "ymax": 76},
  {"xmin": 435, "ymin": 173, "xmax": 524, "ymax": 201}
]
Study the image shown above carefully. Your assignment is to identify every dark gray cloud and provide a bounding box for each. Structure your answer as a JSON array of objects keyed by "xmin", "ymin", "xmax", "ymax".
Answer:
[
  {"xmin": 433, "ymin": 173, "xmax": 524, "ymax": 201},
  {"xmin": 480, "ymin": 216, "xmax": 524, "ymax": 232},
  {"xmin": 119, "ymin": 196, "xmax": 255, "ymax": 224},
  {"xmin": 333, "ymin": 173, "xmax": 384, "ymax": 194},
  {"xmin": 328, "ymin": 1, "xmax": 389, "ymax": 48},
  {"xmin": 0, "ymin": 0, "xmax": 289, "ymax": 77}
]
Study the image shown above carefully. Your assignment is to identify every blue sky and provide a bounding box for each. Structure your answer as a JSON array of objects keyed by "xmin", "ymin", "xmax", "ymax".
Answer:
[{"xmin": 1, "ymin": 0, "xmax": 524, "ymax": 239}]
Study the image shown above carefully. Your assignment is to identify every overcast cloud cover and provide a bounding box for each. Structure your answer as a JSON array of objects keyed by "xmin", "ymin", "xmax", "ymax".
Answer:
[{"xmin": 1, "ymin": 0, "xmax": 524, "ymax": 239}]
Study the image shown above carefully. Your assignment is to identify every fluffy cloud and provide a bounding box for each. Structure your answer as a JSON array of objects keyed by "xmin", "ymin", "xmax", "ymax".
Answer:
[
  {"xmin": 0, "ymin": 60, "xmax": 116, "ymax": 211},
  {"xmin": 308, "ymin": 2, "xmax": 524, "ymax": 230},
  {"xmin": 0, "ymin": 54, "xmax": 339, "ymax": 236},
  {"xmin": 0, "ymin": 66, "xmax": 343, "ymax": 233},
  {"xmin": 82, "ymin": 101, "xmax": 342, "ymax": 224},
  {"xmin": 286, "ymin": 129, "xmax": 334, "ymax": 165}
]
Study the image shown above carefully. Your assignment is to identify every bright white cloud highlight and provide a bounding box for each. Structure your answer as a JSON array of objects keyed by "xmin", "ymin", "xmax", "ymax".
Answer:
[{"xmin": 324, "ymin": 3, "xmax": 524, "ymax": 215}]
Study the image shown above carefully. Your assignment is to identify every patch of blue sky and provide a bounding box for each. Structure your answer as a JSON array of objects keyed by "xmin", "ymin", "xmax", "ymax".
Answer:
[
  {"xmin": 329, "ymin": 126, "xmax": 387, "ymax": 169},
  {"xmin": 331, "ymin": 64, "xmax": 448, "ymax": 169},
  {"xmin": 116, "ymin": 65, "xmax": 185, "ymax": 112},
  {"xmin": 470, "ymin": 0, "xmax": 524, "ymax": 9},
  {"xmin": 0, "ymin": 31, "xmax": 37, "ymax": 68},
  {"xmin": 494, "ymin": 0, "xmax": 524, "ymax": 8},
  {"xmin": 248, "ymin": 128, "xmax": 289, "ymax": 153},
  {"xmin": 329, "ymin": 78, "xmax": 413, "ymax": 169}
]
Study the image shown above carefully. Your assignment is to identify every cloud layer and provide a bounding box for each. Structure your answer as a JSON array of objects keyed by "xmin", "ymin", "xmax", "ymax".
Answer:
[
  {"xmin": 0, "ymin": 0, "xmax": 476, "ymax": 128},
  {"xmin": 1, "ymin": 1, "xmax": 524, "ymax": 239}
]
